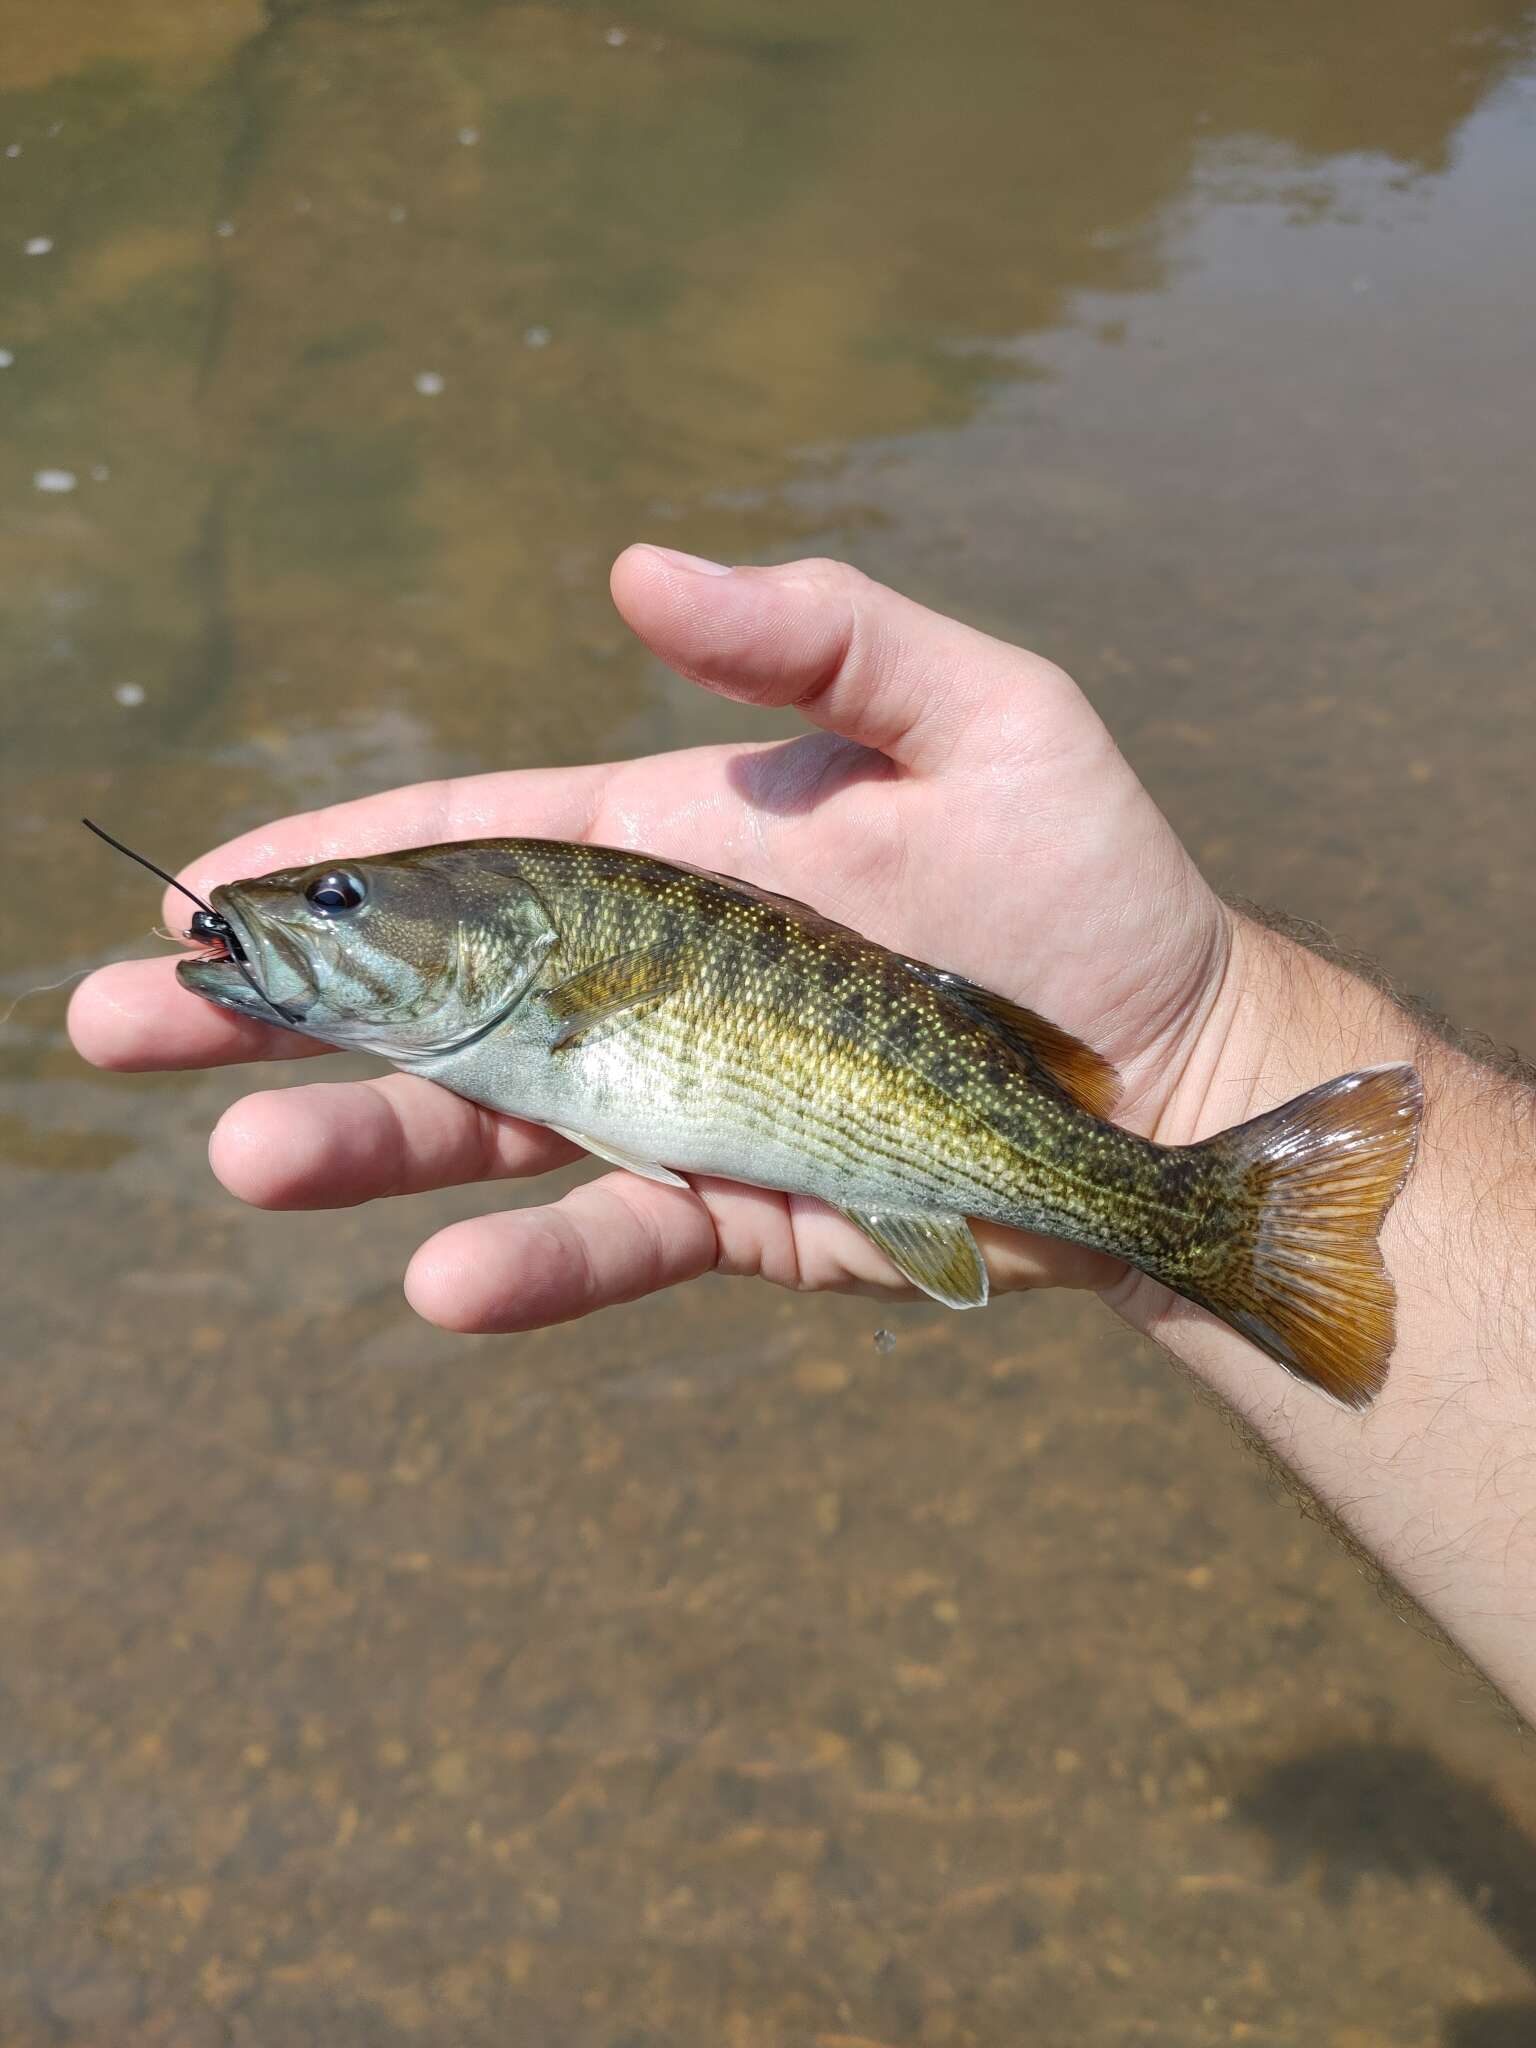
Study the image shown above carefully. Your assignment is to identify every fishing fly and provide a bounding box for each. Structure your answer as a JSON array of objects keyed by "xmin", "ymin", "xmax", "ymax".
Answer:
[{"xmin": 80, "ymin": 818, "xmax": 300, "ymax": 1025}]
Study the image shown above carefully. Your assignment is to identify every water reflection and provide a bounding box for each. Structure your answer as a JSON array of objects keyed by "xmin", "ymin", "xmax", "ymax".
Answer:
[
  {"xmin": 5, "ymin": 0, "xmax": 1530, "ymax": 841},
  {"xmin": 3, "ymin": 0, "xmax": 1535, "ymax": 2039}
]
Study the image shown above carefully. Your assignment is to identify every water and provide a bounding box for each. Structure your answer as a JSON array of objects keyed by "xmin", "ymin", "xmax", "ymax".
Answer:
[{"xmin": 3, "ymin": 1, "xmax": 1536, "ymax": 2040}]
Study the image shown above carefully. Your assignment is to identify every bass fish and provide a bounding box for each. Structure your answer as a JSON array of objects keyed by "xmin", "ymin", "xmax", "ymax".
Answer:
[{"xmin": 170, "ymin": 836, "xmax": 1421, "ymax": 1407}]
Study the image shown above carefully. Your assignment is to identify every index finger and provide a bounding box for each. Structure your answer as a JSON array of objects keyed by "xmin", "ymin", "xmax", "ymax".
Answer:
[
  {"xmin": 164, "ymin": 762, "xmax": 614, "ymax": 921},
  {"xmin": 69, "ymin": 957, "xmax": 326, "ymax": 1070}
]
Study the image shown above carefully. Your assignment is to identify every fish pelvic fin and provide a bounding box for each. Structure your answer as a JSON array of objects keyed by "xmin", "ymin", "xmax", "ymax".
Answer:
[
  {"xmin": 548, "ymin": 1126, "xmax": 689, "ymax": 1188},
  {"xmin": 839, "ymin": 1208, "xmax": 989, "ymax": 1310},
  {"xmin": 1180, "ymin": 1062, "xmax": 1423, "ymax": 1408}
]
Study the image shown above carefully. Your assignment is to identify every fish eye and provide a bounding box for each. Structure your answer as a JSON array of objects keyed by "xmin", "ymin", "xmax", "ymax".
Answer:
[{"xmin": 304, "ymin": 869, "xmax": 368, "ymax": 915}]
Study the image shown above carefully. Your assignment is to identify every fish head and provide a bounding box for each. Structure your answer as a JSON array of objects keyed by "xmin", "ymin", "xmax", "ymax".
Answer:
[{"xmin": 176, "ymin": 842, "xmax": 558, "ymax": 1055}]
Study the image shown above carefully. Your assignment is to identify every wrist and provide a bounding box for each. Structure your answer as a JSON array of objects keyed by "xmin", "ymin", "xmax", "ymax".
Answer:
[
  {"xmin": 1155, "ymin": 908, "xmax": 1428, "ymax": 1147},
  {"xmin": 1121, "ymin": 907, "xmax": 1536, "ymax": 1712}
]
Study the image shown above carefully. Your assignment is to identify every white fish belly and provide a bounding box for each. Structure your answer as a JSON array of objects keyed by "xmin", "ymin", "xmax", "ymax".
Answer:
[{"xmin": 422, "ymin": 1022, "xmax": 998, "ymax": 1216}]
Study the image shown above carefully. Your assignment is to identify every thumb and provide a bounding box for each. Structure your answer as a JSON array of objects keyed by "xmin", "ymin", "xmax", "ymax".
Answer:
[{"xmin": 610, "ymin": 545, "xmax": 1091, "ymax": 776}]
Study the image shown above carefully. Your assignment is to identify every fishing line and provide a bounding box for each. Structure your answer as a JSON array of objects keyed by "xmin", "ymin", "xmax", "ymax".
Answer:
[
  {"xmin": 0, "ymin": 965, "xmax": 96, "ymax": 1028},
  {"xmin": 80, "ymin": 817, "xmax": 300, "ymax": 1025}
]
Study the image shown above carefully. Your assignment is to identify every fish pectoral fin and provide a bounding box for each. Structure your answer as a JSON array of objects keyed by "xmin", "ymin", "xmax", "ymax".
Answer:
[
  {"xmin": 543, "ymin": 941, "xmax": 683, "ymax": 1050},
  {"xmin": 550, "ymin": 1126, "xmax": 690, "ymax": 1189},
  {"xmin": 839, "ymin": 1208, "xmax": 989, "ymax": 1310}
]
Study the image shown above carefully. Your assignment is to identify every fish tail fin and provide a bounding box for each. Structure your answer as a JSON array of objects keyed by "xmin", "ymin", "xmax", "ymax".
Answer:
[{"xmin": 1177, "ymin": 1062, "xmax": 1423, "ymax": 1408}]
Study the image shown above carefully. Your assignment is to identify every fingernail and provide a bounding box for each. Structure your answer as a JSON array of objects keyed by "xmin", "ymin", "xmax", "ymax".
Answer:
[{"xmin": 640, "ymin": 543, "xmax": 734, "ymax": 576}]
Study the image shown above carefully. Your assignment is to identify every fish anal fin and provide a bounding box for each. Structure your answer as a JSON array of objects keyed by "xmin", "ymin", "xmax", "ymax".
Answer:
[
  {"xmin": 543, "ymin": 941, "xmax": 682, "ymax": 1050},
  {"xmin": 840, "ymin": 1208, "xmax": 989, "ymax": 1310},
  {"xmin": 938, "ymin": 977, "xmax": 1118, "ymax": 1118},
  {"xmin": 550, "ymin": 1126, "xmax": 689, "ymax": 1189}
]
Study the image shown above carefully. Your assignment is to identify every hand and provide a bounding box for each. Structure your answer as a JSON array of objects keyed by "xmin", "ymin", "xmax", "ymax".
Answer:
[
  {"xmin": 71, "ymin": 547, "xmax": 1240, "ymax": 1334},
  {"xmin": 69, "ymin": 548, "xmax": 1536, "ymax": 1717}
]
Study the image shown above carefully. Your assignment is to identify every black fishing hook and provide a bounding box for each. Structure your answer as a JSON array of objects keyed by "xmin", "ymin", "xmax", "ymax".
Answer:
[{"xmin": 81, "ymin": 818, "xmax": 300, "ymax": 1026}]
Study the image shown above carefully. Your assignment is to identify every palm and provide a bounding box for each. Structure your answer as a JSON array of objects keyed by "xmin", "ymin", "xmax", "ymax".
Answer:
[{"xmin": 71, "ymin": 551, "xmax": 1229, "ymax": 1331}]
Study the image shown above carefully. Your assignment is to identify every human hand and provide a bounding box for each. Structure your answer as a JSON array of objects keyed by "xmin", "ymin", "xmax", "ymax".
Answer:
[
  {"xmin": 71, "ymin": 547, "xmax": 1536, "ymax": 1717},
  {"xmin": 71, "ymin": 546, "xmax": 1243, "ymax": 1334}
]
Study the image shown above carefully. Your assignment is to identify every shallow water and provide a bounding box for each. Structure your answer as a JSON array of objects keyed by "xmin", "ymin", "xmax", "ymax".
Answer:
[{"xmin": 3, "ymin": 1, "xmax": 1536, "ymax": 2041}]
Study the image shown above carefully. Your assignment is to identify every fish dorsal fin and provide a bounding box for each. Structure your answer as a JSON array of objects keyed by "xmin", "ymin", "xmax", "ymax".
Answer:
[
  {"xmin": 676, "ymin": 856, "xmax": 1117, "ymax": 1112},
  {"xmin": 921, "ymin": 972, "xmax": 1118, "ymax": 1118},
  {"xmin": 688, "ymin": 866, "xmax": 864, "ymax": 942},
  {"xmin": 696, "ymin": 862, "xmax": 1120, "ymax": 1120},
  {"xmin": 839, "ymin": 1208, "xmax": 989, "ymax": 1310},
  {"xmin": 543, "ymin": 940, "xmax": 684, "ymax": 1050}
]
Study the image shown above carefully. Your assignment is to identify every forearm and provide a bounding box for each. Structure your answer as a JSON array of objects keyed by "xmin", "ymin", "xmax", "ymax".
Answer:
[{"xmin": 1129, "ymin": 913, "xmax": 1536, "ymax": 1713}]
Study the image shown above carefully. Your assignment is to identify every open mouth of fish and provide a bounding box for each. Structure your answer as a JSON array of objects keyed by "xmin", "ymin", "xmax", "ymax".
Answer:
[
  {"xmin": 185, "ymin": 929, "xmax": 238, "ymax": 967},
  {"xmin": 175, "ymin": 893, "xmax": 313, "ymax": 1024}
]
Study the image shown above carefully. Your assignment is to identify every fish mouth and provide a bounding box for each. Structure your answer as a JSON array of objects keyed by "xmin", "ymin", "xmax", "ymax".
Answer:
[{"xmin": 175, "ymin": 887, "xmax": 315, "ymax": 1024}]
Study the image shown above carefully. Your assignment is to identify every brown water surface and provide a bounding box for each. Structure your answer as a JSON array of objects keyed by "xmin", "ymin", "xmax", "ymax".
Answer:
[{"xmin": 3, "ymin": 1, "xmax": 1536, "ymax": 2042}]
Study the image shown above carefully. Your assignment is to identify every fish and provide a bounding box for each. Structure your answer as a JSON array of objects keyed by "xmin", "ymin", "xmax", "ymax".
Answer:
[{"xmin": 175, "ymin": 837, "xmax": 1423, "ymax": 1407}]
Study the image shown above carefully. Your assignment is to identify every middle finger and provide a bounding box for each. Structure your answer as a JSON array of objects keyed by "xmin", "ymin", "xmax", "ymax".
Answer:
[{"xmin": 209, "ymin": 1072, "xmax": 580, "ymax": 1210}]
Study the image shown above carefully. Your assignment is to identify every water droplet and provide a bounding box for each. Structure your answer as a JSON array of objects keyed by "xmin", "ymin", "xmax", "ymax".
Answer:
[
  {"xmin": 873, "ymin": 1328, "xmax": 896, "ymax": 1355},
  {"xmin": 457, "ymin": 126, "xmax": 479, "ymax": 146},
  {"xmin": 216, "ymin": 220, "xmax": 235, "ymax": 238},
  {"xmin": 24, "ymin": 237, "xmax": 53, "ymax": 256},
  {"xmin": 0, "ymin": 349, "xmax": 13, "ymax": 369},
  {"xmin": 114, "ymin": 682, "xmax": 145, "ymax": 707},
  {"xmin": 413, "ymin": 370, "xmax": 444, "ymax": 396},
  {"xmin": 605, "ymin": 26, "xmax": 628, "ymax": 45},
  {"xmin": 4, "ymin": 144, "xmax": 20, "ymax": 159},
  {"xmin": 522, "ymin": 324, "xmax": 551, "ymax": 349},
  {"xmin": 33, "ymin": 468, "xmax": 76, "ymax": 493},
  {"xmin": 293, "ymin": 195, "xmax": 312, "ymax": 215},
  {"xmin": 46, "ymin": 122, "xmax": 63, "ymax": 137},
  {"xmin": 387, "ymin": 205, "xmax": 409, "ymax": 224},
  {"xmin": 90, "ymin": 463, "xmax": 110, "ymax": 482}
]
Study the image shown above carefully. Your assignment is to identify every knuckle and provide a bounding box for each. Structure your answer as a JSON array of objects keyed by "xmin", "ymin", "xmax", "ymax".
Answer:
[{"xmin": 779, "ymin": 555, "xmax": 872, "ymax": 605}]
